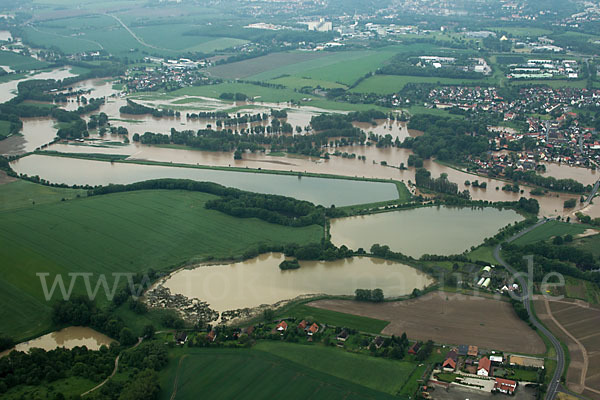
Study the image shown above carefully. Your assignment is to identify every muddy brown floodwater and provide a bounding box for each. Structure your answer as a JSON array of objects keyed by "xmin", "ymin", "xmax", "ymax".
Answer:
[
  {"xmin": 162, "ymin": 253, "xmax": 433, "ymax": 315},
  {"xmin": 0, "ymin": 326, "xmax": 114, "ymax": 357}
]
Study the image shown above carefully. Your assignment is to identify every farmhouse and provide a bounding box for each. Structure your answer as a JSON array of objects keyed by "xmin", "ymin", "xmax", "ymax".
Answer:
[
  {"xmin": 490, "ymin": 354, "xmax": 503, "ymax": 364},
  {"xmin": 442, "ymin": 350, "xmax": 458, "ymax": 371},
  {"xmin": 207, "ymin": 330, "xmax": 217, "ymax": 342},
  {"xmin": 298, "ymin": 320, "xmax": 307, "ymax": 330},
  {"xmin": 477, "ymin": 356, "xmax": 491, "ymax": 376},
  {"xmin": 276, "ymin": 321, "xmax": 288, "ymax": 332},
  {"xmin": 175, "ymin": 331, "xmax": 187, "ymax": 344},
  {"xmin": 409, "ymin": 342, "xmax": 422, "ymax": 355},
  {"xmin": 494, "ymin": 378, "xmax": 517, "ymax": 394},
  {"xmin": 336, "ymin": 329, "xmax": 349, "ymax": 342},
  {"xmin": 468, "ymin": 345, "xmax": 479, "ymax": 357},
  {"xmin": 373, "ymin": 336, "xmax": 385, "ymax": 349},
  {"xmin": 307, "ymin": 323, "xmax": 319, "ymax": 336}
]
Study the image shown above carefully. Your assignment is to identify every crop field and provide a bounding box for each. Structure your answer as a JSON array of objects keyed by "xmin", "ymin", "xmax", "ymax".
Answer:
[
  {"xmin": 350, "ymin": 74, "xmax": 491, "ymax": 94},
  {"xmin": 0, "ymin": 188, "xmax": 321, "ymax": 340},
  {"xmin": 160, "ymin": 347, "xmax": 399, "ymax": 400},
  {"xmin": 254, "ymin": 342, "xmax": 416, "ymax": 394},
  {"xmin": 309, "ymin": 292, "xmax": 546, "ymax": 354},
  {"xmin": 207, "ymin": 51, "xmax": 329, "ymax": 80},
  {"xmin": 512, "ymin": 220, "xmax": 592, "ymax": 245},
  {"xmin": 0, "ymin": 50, "xmax": 49, "ymax": 71},
  {"xmin": 0, "ymin": 179, "xmax": 87, "ymax": 212},
  {"xmin": 534, "ymin": 299, "xmax": 600, "ymax": 397},
  {"xmin": 24, "ymin": 13, "xmax": 244, "ymax": 58}
]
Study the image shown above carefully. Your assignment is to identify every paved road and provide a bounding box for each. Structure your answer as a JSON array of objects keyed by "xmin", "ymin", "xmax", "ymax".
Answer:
[
  {"xmin": 493, "ymin": 219, "xmax": 564, "ymax": 400},
  {"xmin": 585, "ymin": 178, "xmax": 600, "ymax": 205}
]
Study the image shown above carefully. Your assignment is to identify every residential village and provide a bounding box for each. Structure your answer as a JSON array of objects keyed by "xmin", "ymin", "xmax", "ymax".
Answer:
[
  {"xmin": 166, "ymin": 308, "xmax": 545, "ymax": 400},
  {"xmin": 428, "ymin": 85, "xmax": 600, "ymax": 174}
]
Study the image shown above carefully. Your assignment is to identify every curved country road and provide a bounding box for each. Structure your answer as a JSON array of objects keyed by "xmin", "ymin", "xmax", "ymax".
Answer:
[
  {"xmin": 493, "ymin": 218, "xmax": 564, "ymax": 400},
  {"xmin": 81, "ymin": 337, "xmax": 144, "ymax": 397}
]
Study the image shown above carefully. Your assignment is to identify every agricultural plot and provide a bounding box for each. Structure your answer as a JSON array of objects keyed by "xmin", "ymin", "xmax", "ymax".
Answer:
[
  {"xmin": 131, "ymin": 24, "xmax": 248, "ymax": 53},
  {"xmin": 309, "ymin": 292, "xmax": 546, "ymax": 354},
  {"xmin": 207, "ymin": 51, "xmax": 329, "ymax": 80},
  {"xmin": 0, "ymin": 188, "xmax": 321, "ymax": 340},
  {"xmin": 350, "ymin": 74, "xmax": 490, "ymax": 95},
  {"xmin": 170, "ymin": 81, "xmax": 388, "ymax": 111},
  {"xmin": 534, "ymin": 298, "xmax": 600, "ymax": 396},
  {"xmin": 0, "ymin": 179, "xmax": 86, "ymax": 212},
  {"xmin": 254, "ymin": 342, "xmax": 416, "ymax": 394},
  {"xmin": 0, "ymin": 50, "xmax": 49, "ymax": 71},
  {"xmin": 160, "ymin": 347, "xmax": 399, "ymax": 400},
  {"xmin": 512, "ymin": 220, "xmax": 591, "ymax": 245}
]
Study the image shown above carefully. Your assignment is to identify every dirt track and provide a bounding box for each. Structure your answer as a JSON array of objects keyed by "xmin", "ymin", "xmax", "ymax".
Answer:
[{"xmin": 309, "ymin": 291, "xmax": 545, "ymax": 354}]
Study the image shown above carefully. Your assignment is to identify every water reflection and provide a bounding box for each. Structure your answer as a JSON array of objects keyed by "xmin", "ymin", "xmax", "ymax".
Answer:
[
  {"xmin": 162, "ymin": 253, "xmax": 433, "ymax": 313},
  {"xmin": 330, "ymin": 206, "xmax": 523, "ymax": 257}
]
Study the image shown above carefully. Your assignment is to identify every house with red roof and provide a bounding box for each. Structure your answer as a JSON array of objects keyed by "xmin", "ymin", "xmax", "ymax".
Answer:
[
  {"xmin": 297, "ymin": 320, "xmax": 307, "ymax": 331},
  {"xmin": 307, "ymin": 323, "xmax": 319, "ymax": 336},
  {"xmin": 276, "ymin": 321, "xmax": 288, "ymax": 332},
  {"xmin": 494, "ymin": 378, "xmax": 517, "ymax": 394},
  {"xmin": 477, "ymin": 356, "xmax": 491, "ymax": 376},
  {"xmin": 442, "ymin": 349, "xmax": 458, "ymax": 371}
]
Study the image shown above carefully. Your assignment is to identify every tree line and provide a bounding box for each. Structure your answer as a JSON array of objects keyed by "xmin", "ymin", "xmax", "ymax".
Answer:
[{"xmin": 87, "ymin": 178, "xmax": 327, "ymax": 227}]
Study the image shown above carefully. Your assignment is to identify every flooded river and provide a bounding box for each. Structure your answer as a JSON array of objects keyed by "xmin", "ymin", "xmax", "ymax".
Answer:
[
  {"xmin": 162, "ymin": 253, "xmax": 433, "ymax": 314},
  {"xmin": 0, "ymin": 67, "xmax": 77, "ymax": 103},
  {"xmin": 10, "ymin": 154, "xmax": 400, "ymax": 207},
  {"xmin": 330, "ymin": 206, "xmax": 523, "ymax": 257},
  {"xmin": 2, "ymin": 79, "xmax": 595, "ymax": 217},
  {"xmin": 0, "ymin": 326, "xmax": 114, "ymax": 357}
]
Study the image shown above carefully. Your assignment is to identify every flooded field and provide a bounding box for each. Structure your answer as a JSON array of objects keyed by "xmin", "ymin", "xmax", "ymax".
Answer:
[
  {"xmin": 0, "ymin": 117, "xmax": 57, "ymax": 155},
  {"xmin": 5, "ymin": 84, "xmax": 596, "ymax": 217},
  {"xmin": 0, "ymin": 67, "xmax": 77, "ymax": 103},
  {"xmin": 162, "ymin": 253, "xmax": 433, "ymax": 314},
  {"xmin": 0, "ymin": 326, "xmax": 114, "ymax": 357},
  {"xmin": 10, "ymin": 154, "xmax": 400, "ymax": 207},
  {"xmin": 330, "ymin": 206, "xmax": 523, "ymax": 257}
]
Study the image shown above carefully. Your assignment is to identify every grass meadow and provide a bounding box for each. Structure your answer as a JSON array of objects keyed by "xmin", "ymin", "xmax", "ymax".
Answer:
[
  {"xmin": 159, "ymin": 346, "xmax": 402, "ymax": 400},
  {"xmin": 0, "ymin": 185, "xmax": 322, "ymax": 340}
]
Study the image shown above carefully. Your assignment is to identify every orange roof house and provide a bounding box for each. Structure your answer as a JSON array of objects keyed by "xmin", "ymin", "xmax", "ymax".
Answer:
[
  {"xmin": 276, "ymin": 321, "xmax": 288, "ymax": 332},
  {"xmin": 307, "ymin": 323, "xmax": 319, "ymax": 336}
]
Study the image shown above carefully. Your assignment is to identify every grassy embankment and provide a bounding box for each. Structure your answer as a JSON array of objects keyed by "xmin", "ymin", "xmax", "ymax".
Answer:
[{"xmin": 0, "ymin": 181, "xmax": 322, "ymax": 341}]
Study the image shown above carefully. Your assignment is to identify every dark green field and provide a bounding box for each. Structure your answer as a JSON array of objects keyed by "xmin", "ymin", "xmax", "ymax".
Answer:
[
  {"xmin": 0, "ymin": 185, "xmax": 322, "ymax": 340},
  {"xmin": 512, "ymin": 220, "xmax": 592, "ymax": 245},
  {"xmin": 160, "ymin": 346, "xmax": 401, "ymax": 400},
  {"xmin": 0, "ymin": 50, "xmax": 49, "ymax": 71}
]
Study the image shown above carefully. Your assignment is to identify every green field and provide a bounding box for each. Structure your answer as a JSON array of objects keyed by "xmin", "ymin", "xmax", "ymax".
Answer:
[
  {"xmin": 0, "ymin": 187, "xmax": 322, "ymax": 340},
  {"xmin": 512, "ymin": 220, "xmax": 591, "ymax": 245},
  {"xmin": 167, "ymin": 82, "xmax": 389, "ymax": 111},
  {"xmin": 0, "ymin": 180, "xmax": 87, "ymax": 212},
  {"xmin": 282, "ymin": 302, "xmax": 390, "ymax": 334},
  {"xmin": 0, "ymin": 50, "xmax": 49, "ymax": 71},
  {"xmin": 0, "ymin": 119, "xmax": 13, "ymax": 139},
  {"xmin": 571, "ymin": 232, "xmax": 600, "ymax": 259},
  {"xmin": 255, "ymin": 342, "xmax": 416, "ymax": 394},
  {"xmin": 351, "ymin": 74, "xmax": 491, "ymax": 94},
  {"xmin": 160, "ymin": 346, "xmax": 402, "ymax": 400}
]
